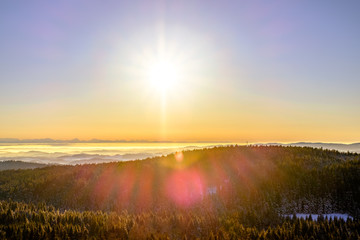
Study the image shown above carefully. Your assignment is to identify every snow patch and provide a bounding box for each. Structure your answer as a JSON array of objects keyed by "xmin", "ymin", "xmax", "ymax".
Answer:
[
  {"xmin": 283, "ymin": 213, "xmax": 353, "ymax": 221},
  {"xmin": 207, "ymin": 186, "xmax": 217, "ymax": 195}
]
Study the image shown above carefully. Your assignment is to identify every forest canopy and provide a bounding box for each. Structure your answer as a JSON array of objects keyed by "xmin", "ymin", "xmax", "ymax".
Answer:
[{"xmin": 0, "ymin": 146, "xmax": 359, "ymax": 239}]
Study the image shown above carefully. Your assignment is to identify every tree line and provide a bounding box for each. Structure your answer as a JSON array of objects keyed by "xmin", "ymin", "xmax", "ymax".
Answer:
[{"xmin": 0, "ymin": 200, "xmax": 359, "ymax": 239}]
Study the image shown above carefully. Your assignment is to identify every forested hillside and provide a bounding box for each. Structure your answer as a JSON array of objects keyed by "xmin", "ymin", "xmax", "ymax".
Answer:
[
  {"xmin": 0, "ymin": 146, "xmax": 359, "ymax": 239},
  {"xmin": 0, "ymin": 161, "xmax": 48, "ymax": 171}
]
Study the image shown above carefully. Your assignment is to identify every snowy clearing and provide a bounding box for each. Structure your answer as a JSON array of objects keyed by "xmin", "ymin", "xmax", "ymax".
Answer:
[{"xmin": 283, "ymin": 213, "xmax": 353, "ymax": 221}]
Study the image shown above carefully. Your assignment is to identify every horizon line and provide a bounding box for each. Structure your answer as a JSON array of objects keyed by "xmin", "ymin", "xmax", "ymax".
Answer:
[{"xmin": 0, "ymin": 138, "xmax": 359, "ymax": 145}]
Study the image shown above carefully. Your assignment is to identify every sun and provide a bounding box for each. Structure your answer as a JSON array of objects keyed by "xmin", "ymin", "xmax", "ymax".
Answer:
[{"xmin": 147, "ymin": 60, "xmax": 179, "ymax": 92}]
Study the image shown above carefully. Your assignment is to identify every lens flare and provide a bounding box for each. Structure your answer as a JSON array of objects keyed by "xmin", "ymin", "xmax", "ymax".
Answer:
[{"xmin": 175, "ymin": 151, "xmax": 184, "ymax": 162}]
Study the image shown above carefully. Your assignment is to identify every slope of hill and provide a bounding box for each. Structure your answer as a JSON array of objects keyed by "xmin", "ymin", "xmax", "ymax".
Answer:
[
  {"xmin": 265, "ymin": 142, "xmax": 360, "ymax": 153},
  {"xmin": 0, "ymin": 146, "xmax": 359, "ymax": 215},
  {"xmin": 0, "ymin": 160, "xmax": 48, "ymax": 171}
]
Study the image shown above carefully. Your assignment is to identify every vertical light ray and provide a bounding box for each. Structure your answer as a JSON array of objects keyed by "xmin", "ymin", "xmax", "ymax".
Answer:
[
  {"xmin": 161, "ymin": 90, "xmax": 167, "ymax": 139},
  {"xmin": 157, "ymin": 9, "xmax": 167, "ymax": 140}
]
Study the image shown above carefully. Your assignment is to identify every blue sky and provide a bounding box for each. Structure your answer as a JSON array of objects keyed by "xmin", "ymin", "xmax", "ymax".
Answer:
[{"xmin": 1, "ymin": 1, "xmax": 359, "ymax": 142}]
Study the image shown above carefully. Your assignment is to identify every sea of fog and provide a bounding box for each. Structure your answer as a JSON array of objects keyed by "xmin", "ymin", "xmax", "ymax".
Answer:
[
  {"xmin": 0, "ymin": 143, "xmax": 232, "ymax": 165},
  {"xmin": 1, "ymin": 142, "xmax": 359, "ymax": 165}
]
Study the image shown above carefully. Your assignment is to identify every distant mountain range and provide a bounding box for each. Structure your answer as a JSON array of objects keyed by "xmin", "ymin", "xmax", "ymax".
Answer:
[{"xmin": 0, "ymin": 138, "xmax": 175, "ymax": 143}]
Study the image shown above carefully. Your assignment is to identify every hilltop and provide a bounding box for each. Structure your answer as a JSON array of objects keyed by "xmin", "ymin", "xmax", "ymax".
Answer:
[{"xmin": 0, "ymin": 160, "xmax": 48, "ymax": 171}]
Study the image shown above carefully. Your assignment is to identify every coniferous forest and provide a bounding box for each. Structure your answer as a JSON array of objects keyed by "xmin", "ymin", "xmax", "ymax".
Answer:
[{"xmin": 0, "ymin": 146, "xmax": 359, "ymax": 239}]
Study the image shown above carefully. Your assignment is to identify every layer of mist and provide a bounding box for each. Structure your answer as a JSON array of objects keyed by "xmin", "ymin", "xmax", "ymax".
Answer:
[{"xmin": 0, "ymin": 142, "xmax": 359, "ymax": 166}]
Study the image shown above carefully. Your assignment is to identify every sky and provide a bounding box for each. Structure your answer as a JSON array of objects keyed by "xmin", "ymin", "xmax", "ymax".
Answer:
[{"xmin": 1, "ymin": 0, "xmax": 360, "ymax": 143}]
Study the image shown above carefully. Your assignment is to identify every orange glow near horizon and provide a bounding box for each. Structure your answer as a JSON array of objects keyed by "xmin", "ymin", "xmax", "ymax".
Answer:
[{"xmin": 1, "ymin": 80, "xmax": 359, "ymax": 143}]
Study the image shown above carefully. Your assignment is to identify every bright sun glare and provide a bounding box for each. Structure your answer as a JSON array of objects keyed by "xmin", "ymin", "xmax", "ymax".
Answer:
[{"xmin": 148, "ymin": 60, "xmax": 179, "ymax": 92}]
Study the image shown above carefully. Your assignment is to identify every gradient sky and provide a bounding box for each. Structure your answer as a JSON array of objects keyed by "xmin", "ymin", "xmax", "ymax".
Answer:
[{"xmin": 1, "ymin": 1, "xmax": 360, "ymax": 142}]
